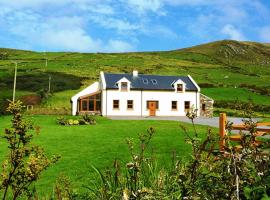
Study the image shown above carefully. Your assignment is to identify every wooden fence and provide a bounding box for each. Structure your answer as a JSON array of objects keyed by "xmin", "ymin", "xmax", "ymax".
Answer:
[{"xmin": 219, "ymin": 113, "xmax": 270, "ymax": 151}]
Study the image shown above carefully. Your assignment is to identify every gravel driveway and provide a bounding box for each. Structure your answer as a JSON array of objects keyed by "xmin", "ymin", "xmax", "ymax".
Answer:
[{"xmin": 108, "ymin": 116, "xmax": 261, "ymax": 128}]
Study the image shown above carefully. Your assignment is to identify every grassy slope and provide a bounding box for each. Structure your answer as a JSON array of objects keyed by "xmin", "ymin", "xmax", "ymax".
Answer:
[
  {"xmin": 0, "ymin": 40, "xmax": 269, "ymax": 111},
  {"xmin": 202, "ymin": 88, "xmax": 270, "ymax": 105},
  {"xmin": 0, "ymin": 115, "xmax": 215, "ymax": 195}
]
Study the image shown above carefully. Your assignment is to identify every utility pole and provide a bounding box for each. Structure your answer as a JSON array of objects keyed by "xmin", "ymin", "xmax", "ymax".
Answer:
[
  {"xmin": 44, "ymin": 50, "xmax": 51, "ymax": 93},
  {"xmin": 48, "ymin": 75, "xmax": 51, "ymax": 93},
  {"xmin": 12, "ymin": 62, "xmax": 17, "ymax": 102}
]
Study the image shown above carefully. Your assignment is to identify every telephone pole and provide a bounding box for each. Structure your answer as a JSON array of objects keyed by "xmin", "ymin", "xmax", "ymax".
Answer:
[
  {"xmin": 44, "ymin": 50, "xmax": 51, "ymax": 93},
  {"xmin": 48, "ymin": 75, "xmax": 51, "ymax": 93},
  {"xmin": 12, "ymin": 62, "xmax": 17, "ymax": 102}
]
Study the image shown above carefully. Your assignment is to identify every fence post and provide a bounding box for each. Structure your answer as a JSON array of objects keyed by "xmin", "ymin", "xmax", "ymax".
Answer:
[{"xmin": 219, "ymin": 113, "xmax": 227, "ymax": 151}]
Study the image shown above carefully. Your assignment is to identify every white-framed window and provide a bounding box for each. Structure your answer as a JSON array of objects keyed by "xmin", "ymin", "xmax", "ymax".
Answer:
[
  {"xmin": 113, "ymin": 100, "xmax": 119, "ymax": 109},
  {"xmin": 121, "ymin": 82, "xmax": 128, "ymax": 91},
  {"xmin": 127, "ymin": 100, "xmax": 133, "ymax": 109}
]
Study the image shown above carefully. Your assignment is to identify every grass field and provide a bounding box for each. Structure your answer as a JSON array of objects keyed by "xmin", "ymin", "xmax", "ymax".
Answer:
[
  {"xmin": 0, "ymin": 40, "xmax": 270, "ymax": 116},
  {"xmin": 202, "ymin": 87, "xmax": 270, "ymax": 105},
  {"xmin": 0, "ymin": 115, "xmax": 217, "ymax": 196}
]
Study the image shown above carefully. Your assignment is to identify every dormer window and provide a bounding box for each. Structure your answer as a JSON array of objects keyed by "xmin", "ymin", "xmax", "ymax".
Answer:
[
  {"xmin": 177, "ymin": 84, "xmax": 183, "ymax": 92},
  {"xmin": 121, "ymin": 82, "xmax": 128, "ymax": 91}
]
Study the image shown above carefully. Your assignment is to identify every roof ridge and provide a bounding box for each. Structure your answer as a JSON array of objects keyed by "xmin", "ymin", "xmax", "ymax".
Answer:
[{"xmin": 104, "ymin": 72, "xmax": 188, "ymax": 78}]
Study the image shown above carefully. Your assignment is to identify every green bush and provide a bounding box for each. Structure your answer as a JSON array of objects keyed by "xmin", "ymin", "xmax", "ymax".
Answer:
[{"xmin": 56, "ymin": 115, "xmax": 96, "ymax": 126}]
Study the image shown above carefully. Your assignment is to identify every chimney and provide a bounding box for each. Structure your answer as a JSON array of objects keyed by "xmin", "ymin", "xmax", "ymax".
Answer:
[{"xmin": 133, "ymin": 70, "xmax": 138, "ymax": 77}]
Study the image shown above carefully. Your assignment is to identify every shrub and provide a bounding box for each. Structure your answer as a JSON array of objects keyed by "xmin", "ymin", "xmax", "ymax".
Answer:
[
  {"xmin": 56, "ymin": 115, "xmax": 96, "ymax": 126},
  {"xmin": 0, "ymin": 101, "xmax": 60, "ymax": 199}
]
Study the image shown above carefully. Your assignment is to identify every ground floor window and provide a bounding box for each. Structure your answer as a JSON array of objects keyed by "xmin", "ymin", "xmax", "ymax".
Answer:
[
  {"xmin": 127, "ymin": 100, "xmax": 133, "ymax": 109},
  {"xmin": 113, "ymin": 100, "xmax": 119, "ymax": 109},
  {"xmin": 184, "ymin": 101, "xmax": 190, "ymax": 112},
  {"xmin": 202, "ymin": 103, "xmax": 206, "ymax": 111},
  {"xmin": 147, "ymin": 101, "xmax": 159, "ymax": 109},
  {"xmin": 79, "ymin": 93, "xmax": 101, "ymax": 112},
  {"xmin": 171, "ymin": 101, "xmax": 177, "ymax": 110}
]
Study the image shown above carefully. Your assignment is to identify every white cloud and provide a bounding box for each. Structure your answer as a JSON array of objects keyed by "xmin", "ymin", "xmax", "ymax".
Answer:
[
  {"xmin": 104, "ymin": 40, "xmax": 135, "ymax": 52},
  {"xmin": 221, "ymin": 24, "xmax": 246, "ymax": 41},
  {"xmin": 125, "ymin": 0, "xmax": 165, "ymax": 14},
  {"xmin": 0, "ymin": 0, "xmax": 99, "ymax": 10},
  {"xmin": 89, "ymin": 15, "xmax": 140, "ymax": 33},
  {"xmin": 259, "ymin": 26, "xmax": 270, "ymax": 42},
  {"xmin": 40, "ymin": 29, "xmax": 101, "ymax": 52}
]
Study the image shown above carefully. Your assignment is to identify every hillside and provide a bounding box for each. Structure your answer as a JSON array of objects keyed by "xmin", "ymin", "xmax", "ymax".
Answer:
[{"xmin": 0, "ymin": 40, "xmax": 269, "ymax": 115}]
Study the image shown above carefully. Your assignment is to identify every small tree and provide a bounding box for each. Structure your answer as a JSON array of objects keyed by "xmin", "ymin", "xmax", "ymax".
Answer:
[{"xmin": 0, "ymin": 101, "xmax": 60, "ymax": 199}]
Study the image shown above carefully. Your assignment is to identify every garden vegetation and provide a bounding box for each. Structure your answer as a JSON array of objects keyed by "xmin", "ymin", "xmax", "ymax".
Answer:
[{"xmin": 0, "ymin": 103, "xmax": 269, "ymax": 199}]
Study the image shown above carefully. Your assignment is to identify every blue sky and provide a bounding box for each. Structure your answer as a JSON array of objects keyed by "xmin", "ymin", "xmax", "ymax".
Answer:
[{"xmin": 0, "ymin": 0, "xmax": 270, "ymax": 52}]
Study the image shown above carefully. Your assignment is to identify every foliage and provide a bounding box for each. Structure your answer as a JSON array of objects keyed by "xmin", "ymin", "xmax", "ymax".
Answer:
[
  {"xmin": 56, "ymin": 114, "xmax": 96, "ymax": 126},
  {"xmin": 82, "ymin": 109, "xmax": 270, "ymax": 200},
  {"xmin": 0, "ymin": 101, "xmax": 60, "ymax": 199}
]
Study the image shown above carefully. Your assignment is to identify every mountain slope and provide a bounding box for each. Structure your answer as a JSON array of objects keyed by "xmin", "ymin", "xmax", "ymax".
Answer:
[{"xmin": 177, "ymin": 40, "xmax": 270, "ymax": 66}]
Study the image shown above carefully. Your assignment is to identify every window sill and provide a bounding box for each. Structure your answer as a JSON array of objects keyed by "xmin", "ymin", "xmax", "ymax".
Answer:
[
  {"xmin": 113, "ymin": 108, "xmax": 120, "ymax": 110},
  {"xmin": 171, "ymin": 109, "xmax": 178, "ymax": 111}
]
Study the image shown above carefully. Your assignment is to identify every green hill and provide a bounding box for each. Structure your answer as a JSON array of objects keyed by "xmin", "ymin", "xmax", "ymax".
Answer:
[{"xmin": 0, "ymin": 40, "xmax": 269, "ymax": 115}]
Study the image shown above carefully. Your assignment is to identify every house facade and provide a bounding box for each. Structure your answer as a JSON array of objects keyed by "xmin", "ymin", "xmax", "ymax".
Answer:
[{"xmin": 71, "ymin": 71, "xmax": 214, "ymax": 117}]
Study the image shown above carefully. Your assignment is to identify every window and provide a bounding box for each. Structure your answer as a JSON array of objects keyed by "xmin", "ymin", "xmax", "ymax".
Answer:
[
  {"xmin": 171, "ymin": 101, "xmax": 177, "ymax": 110},
  {"xmin": 184, "ymin": 101, "xmax": 190, "ymax": 110},
  {"xmin": 177, "ymin": 84, "xmax": 183, "ymax": 92},
  {"xmin": 146, "ymin": 101, "xmax": 159, "ymax": 109},
  {"xmin": 202, "ymin": 103, "xmax": 206, "ymax": 111},
  {"xmin": 121, "ymin": 82, "xmax": 128, "ymax": 91},
  {"xmin": 113, "ymin": 100, "xmax": 119, "ymax": 109},
  {"xmin": 143, "ymin": 78, "xmax": 149, "ymax": 84},
  {"xmin": 151, "ymin": 79, "xmax": 157, "ymax": 85},
  {"xmin": 79, "ymin": 93, "xmax": 101, "ymax": 112},
  {"xmin": 127, "ymin": 100, "xmax": 133, "ymax": 109},
  {"xmin": 82, "ymin": 100, "xmax": 88, "ymax": 111}
]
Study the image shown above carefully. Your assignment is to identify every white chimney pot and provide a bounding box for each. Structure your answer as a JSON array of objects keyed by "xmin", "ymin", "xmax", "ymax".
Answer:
[{"xmin": 133, "ymin": 70, "xmax": 138, "ymax": 77}]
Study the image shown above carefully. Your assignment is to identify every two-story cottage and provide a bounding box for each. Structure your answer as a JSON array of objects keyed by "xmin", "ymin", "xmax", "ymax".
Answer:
[{"xmin": 71, "ymin": 71, "xmax": 214, "ymax": 117}]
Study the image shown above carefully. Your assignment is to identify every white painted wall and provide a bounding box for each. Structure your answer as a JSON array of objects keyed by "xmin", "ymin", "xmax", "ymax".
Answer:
[
  {"xmin": 103, "ymin": 89, "xmax": 200, "ymax": 117},
  {"xmin": 103, "ymin": 90, "xmax": 142, "ymax": 116},
  {"xmin": 72, "ymin": 72, "xmax": 201, "ymax": 117}
]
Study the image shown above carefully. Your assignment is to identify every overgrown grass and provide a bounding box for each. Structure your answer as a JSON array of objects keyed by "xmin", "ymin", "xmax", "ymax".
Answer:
[{"xmin": 0, "ymin": 115, "xmax": 216, "ymax": 196}]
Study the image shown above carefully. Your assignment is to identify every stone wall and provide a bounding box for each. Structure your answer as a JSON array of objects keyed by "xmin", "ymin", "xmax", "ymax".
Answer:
[{"xmin": 200, "ymin": 94, "xmax": 214, "ymax": 118}]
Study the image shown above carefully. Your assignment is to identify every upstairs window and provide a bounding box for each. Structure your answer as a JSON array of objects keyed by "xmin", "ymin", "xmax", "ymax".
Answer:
[
  {"xmin": 177, "ymin": 84, "xmax": 183, "ymax": 92},
  {"xmin": 127, "ymin": 100, "xmax": 133, "ymax": 109},
  {"xmin": 113, "ymin": 100, "xmax": 119, "ymax": 109},
  {"xmin": 121, "ymin": 82, "xmax": 128, "ymax": 91},
  {"xmin": 171, "ymin": 101, "xmax": 177, "ymax": 110}
]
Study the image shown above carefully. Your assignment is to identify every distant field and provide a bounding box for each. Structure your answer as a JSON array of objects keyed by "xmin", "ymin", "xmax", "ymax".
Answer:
[
  {"xmin": 0, "ymin": 115, "xmax": 216, "ymax": 196},
  {"xmin": 202, "ymin": 87, "xmax": 270, "ymax": 105}
]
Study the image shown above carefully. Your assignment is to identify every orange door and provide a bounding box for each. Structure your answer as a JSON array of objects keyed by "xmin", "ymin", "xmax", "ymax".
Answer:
[{"xmin": 149, "ymin": 101, "xmax": 156, "ymax": 116}]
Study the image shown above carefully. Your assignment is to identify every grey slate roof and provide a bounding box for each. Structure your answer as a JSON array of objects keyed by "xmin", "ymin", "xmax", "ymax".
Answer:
[{"xmin": 104, "ymin": 73, "xmax": 198, "ymax": 91}]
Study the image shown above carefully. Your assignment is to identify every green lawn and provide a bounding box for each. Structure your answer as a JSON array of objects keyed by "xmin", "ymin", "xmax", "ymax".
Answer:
[{"xmin": 0, "ymin": 115, "xmax": 217, "ymax": 196}]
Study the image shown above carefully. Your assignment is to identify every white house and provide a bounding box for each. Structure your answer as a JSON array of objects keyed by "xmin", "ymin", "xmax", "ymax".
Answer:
[{"xmin": 71, "ymin": 71, "xmax": 213, "ymax": 117}]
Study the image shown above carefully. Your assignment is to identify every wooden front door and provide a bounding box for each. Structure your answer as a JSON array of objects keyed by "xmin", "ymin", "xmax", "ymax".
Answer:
[{"xmin": 149, "ymin": 101, "xmax": 156, "ymax": 116}]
